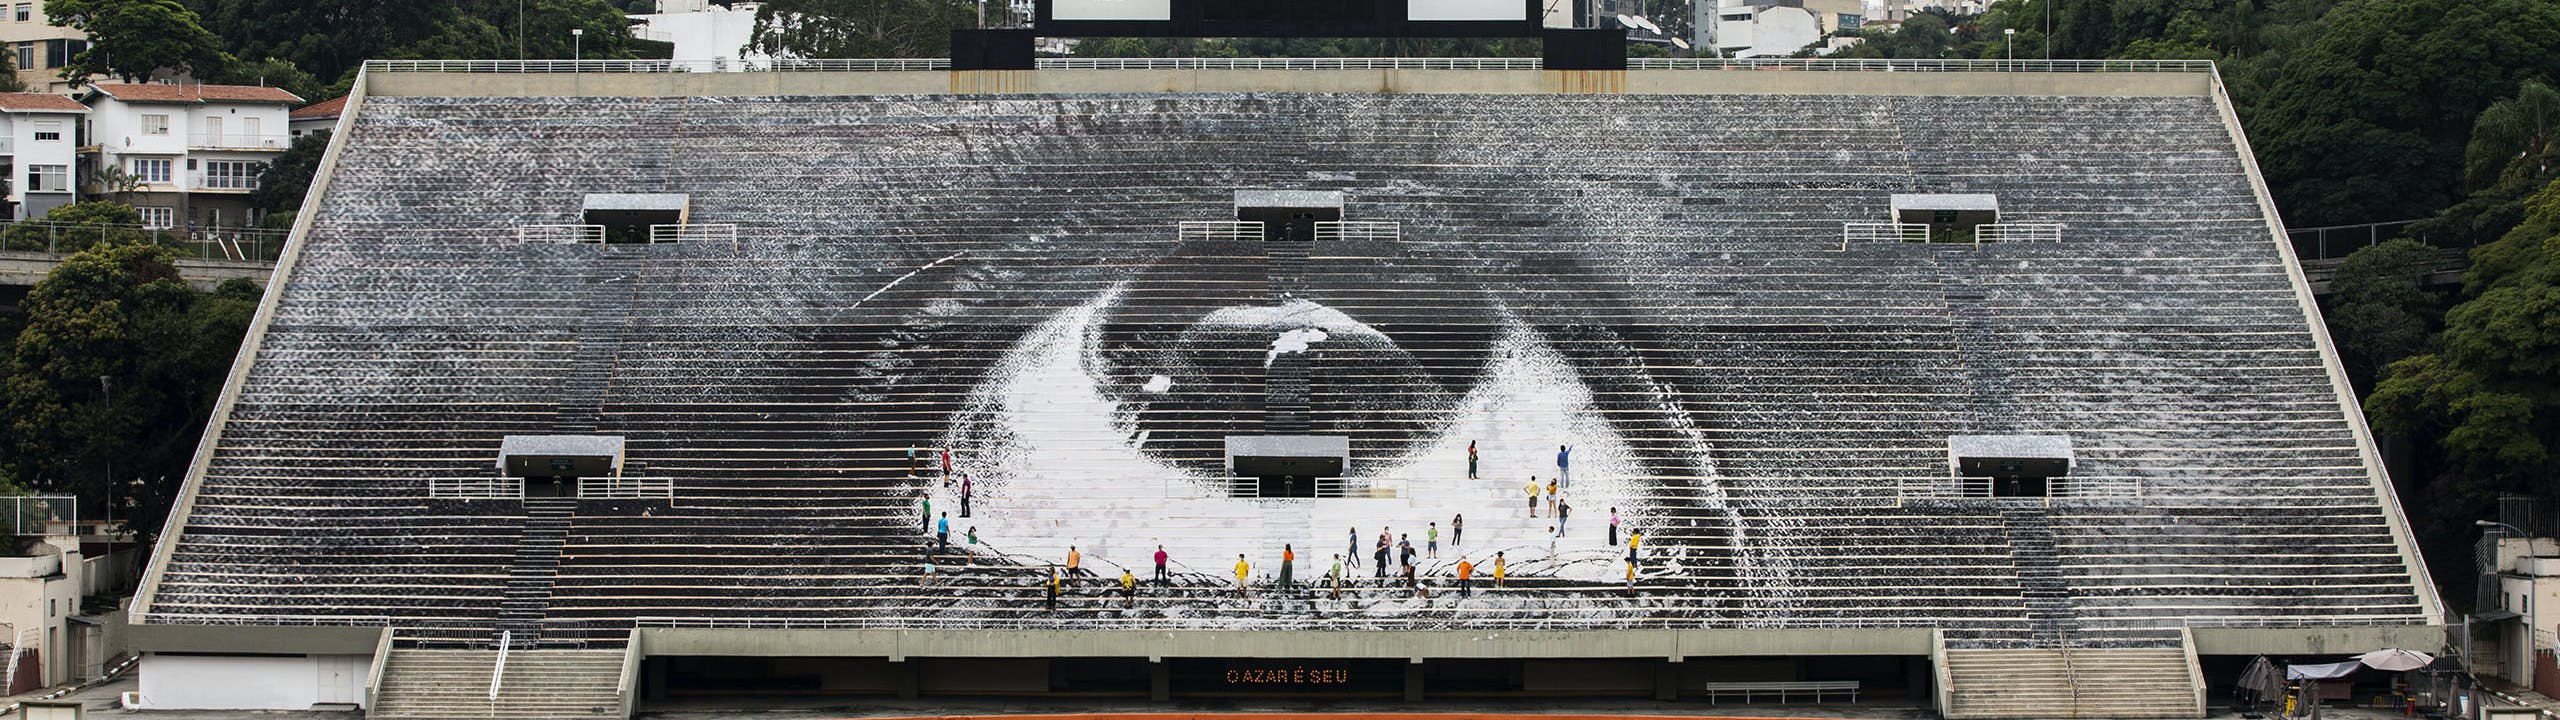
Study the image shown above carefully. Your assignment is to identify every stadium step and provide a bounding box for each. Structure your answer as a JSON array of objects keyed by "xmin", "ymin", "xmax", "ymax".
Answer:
[
  {"xmin": 1264, "ymin": 239, "xmax": 1315, "ymax": 434},
  {"xmin": 369, "ymin": 648, "xmax": 625, "ymax": 719},
  {"xmin": 495, "ymin": 498, "xmax": 577, "ymax": 640},
  {"xmin": 553, "ymin": 254, "xmax": 642, "ymax": 433},
  {"xmin": 1940, "ymin": 643, "xmax": 2201, "ymax": 719}
]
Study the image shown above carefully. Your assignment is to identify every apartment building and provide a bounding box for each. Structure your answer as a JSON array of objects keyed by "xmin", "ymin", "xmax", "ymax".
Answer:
[
  {"xmin": 0, "ymin": 0, "xmax": 93, "ymax": 93},
  {"xmin": 78, "ymin": 83, "xmax": 299, "ymax": 231},
  {"xmin": 0, "ymin": 91, "xmax": 78, "ymax": 219}
]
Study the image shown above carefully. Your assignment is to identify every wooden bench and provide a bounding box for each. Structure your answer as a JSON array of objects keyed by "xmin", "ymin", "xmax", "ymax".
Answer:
[{"xmin": 1700, "ymin": 680, "xmax": 1860, "ymax": 704}]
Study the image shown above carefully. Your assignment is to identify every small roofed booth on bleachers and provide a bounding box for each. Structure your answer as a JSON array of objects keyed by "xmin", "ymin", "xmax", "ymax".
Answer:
[
  {"xmin": 500, "ymin": 434, "xmax": 626, "ymax": 497},
  {"xmin": 1892, "ymin": 193, "xmax": 1999, "ymax": 238},
  {"xmin": 1949, "ymin": 434, "xmax": 2073, "ymax": 498}
]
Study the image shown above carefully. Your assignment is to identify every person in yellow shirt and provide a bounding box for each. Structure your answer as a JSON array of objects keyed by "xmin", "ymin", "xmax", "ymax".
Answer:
[
  {"xmin": 1525, "ymin": 478, "xmax": 1541, "ymax": 517},
  {"xmin": 1493, "ymin": 551, "xmax": 1508, "ymax": 589},
  {"xmin": 1233, "ymin": 554, "xmax": 1251, "ymax": 598},
  {"xmin": 1120, "ymin": 569, "xmax": 1136, "ymax": 608},
  {"xmin": 1628, "ymin": 530, "xmax": 1643, "ymax": 569}
]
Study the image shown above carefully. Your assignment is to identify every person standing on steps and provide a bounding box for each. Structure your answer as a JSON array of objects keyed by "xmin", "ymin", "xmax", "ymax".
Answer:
[
  {"xmin": 936, "ymin": 512, "xmax": 951, "ymax": 553},
  {"xmin": 1456, "ymin": 557, "xmax": 1475, "ymax": 598},
  {"xmin": 939, "ymin": 446, "xmax": 953, "ymax": 483},
  {"xmin": 1154, "ymin": 545, "xmax": 1170, "ymax": 585},
  {"xmin": 1556, "ymin": 444, "xmax": 1572, "ymax": 486},
  {"xmin": 1526, "ymin": 478, "xmax": 1540, "ymax": 517},
  {"xmin": 1067, "ymin": 545, "xmax": 1089, "ymax": 578},
  {"xmin": 1426, "ymin": 522, "xmax": 1440, "ymax": 559},
  {"xmin": 1347, "ymin": 527, "xmax": 1362, "ymax": 570},
  {"xmin": 1624, "ymin": 559, "xmax": 1637, "ymax": 595},
  {"xmin": 1401, "ymin": 561, "xmax": 1420, "ymax": 598},
  {"xmin": 1467, "ymin": 440, "xmax": 1479, "ymax": 479},
  {"xmin": 1494, "ymin": 551, "xmax": 1507, "ymax": 589},
  {"xmin": 1452, "ymin": 514, "xmax": 1464, "ymax": 547},
  {"xmin": 1546, "ymin": 478, "xmax": 1559, "ymax": 518},
  {"xmin": 959, "ymin": 473, "xmax": 973, "ymax": 517},
  {"xmin": 1280, "ymin": 544, "xmax": 1296, "ymax": 588},
  {"xmin": 921, "ymin": 559, "xmax": 937, "ymax": 587},
  {"xmin": 1547, "ymin": 525, "xmax": 1559, "ymax": 558},
  {"xmin": 1328, "ymin": 554, "xmax": 1344, "ymax": 600},
  {"xmin": 1120, "ymin": 568, "xmax": 1137, "ymax": 608},
  {"xmin": 966, "ymin": 526, "xmax": 979, "ymax": 564},
  {"xmin": 1398, "ymin": 534, "xmax": 1415, "ymax": 573},
  {"xmin": 1557, "ymin": 499, "xmax": 1570, "ymax": 535},
  {"xmin": 1233, "ymin": 554, "xmax": 1251, "ymax": 598},
  {"xmin": 1045, "ymin": 566, "xmax": 1060, "ymax": 612},
  {"xmin": 1608, "ymin": 507, "xmax": 1620, "ymax": 547},
  {"xmin": 907, "ymin": 443, "xmax": 919, "ymax": 476},
  {"xmin": 1628, "ymin": 529, "xmax": 1642, "ymax": 569},
  {"xmin": 918, "ymin": 492, "xmax": 931, "ymax": 533},
  {"xmin": 1373, "ymin": 539, "xmax": 1391, "ymax": 579}
]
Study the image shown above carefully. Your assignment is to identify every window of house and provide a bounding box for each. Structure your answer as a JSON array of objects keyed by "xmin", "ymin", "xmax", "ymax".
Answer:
[
  {"xmin": 129, "ymin": 157, "xmax": 170, "ymax": 183},
  {"xmin": 141, "ymin": 114, "xmax": 168, "ymax": 136},
  {"xmin": 136, "ymin": 206, "xmax": 174, "ymax": 229},
  {"xmin": 29, "ymin": 164, "xmax": 65, "ymax": 192},
  {"xmin": 32, "ymin": 120, "xmax": 58, "ymax": 141},
  {"xmin": 12, "ymin": 4, "xmax": 25, "ymax": 22},
  {"xmin": 202, "ymin": 160, "xmax": 260, "ymax": 190},
  {"xmin": 13, "ymin": 43, "xmax": 28, "ymax": 72}
]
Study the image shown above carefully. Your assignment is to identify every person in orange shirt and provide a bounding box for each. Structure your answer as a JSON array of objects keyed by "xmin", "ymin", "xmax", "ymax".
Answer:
[
  {"xmin": 1280, "ymin": 544, "xmax": 1296, "ymax": 588},
  {"xmin": 1456, "ymin": 557, "xmax": 1475, "ymax": 597},
  {"xmin": 1067, "ymin": 546, "xmax": 1087, "ymax": 578}
]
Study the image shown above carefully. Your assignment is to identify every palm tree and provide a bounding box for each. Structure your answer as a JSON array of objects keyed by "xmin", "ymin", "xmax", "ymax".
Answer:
[
  {"xmin": 85, "ymin": 164, "xmax": 141, "ymax": 205},
  {"xmin": 2465, "ymin": 80, "xmax": 2560, "ymax": 191}
]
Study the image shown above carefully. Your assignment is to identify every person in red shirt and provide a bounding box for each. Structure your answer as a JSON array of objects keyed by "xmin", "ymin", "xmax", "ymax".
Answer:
[{"xmin": 1153, "ymin": 545, "xmax": 1169, "ymax": 585}]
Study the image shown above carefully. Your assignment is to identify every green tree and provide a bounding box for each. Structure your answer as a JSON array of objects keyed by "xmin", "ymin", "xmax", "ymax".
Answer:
[
  {"xmin": 2249, "ymin": 0, "xmax": 2560, "ymax": 227},
  {"xmin": 205, "ymin": 56, "xmax": 320, "ymax": 102},
  {"xmin": 188, "ymin": 0, "xmax": 456, "ymax": 83},
  {"xmin": 253, "ymin": 131, "xmax": 329, "ymax": 215},
  {"xmin": 46, "ymin": 0, "xmax": 234, "ymax": 83},
  {"xmin": 2324, "ymin": 239, "xmax": 2450, "ymax": 389},
  {"xmin": 750, "ymin": 0, "xmax": 974, "ymax": 59}
]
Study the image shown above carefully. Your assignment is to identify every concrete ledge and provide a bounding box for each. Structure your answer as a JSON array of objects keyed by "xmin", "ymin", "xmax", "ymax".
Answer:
[
  {"xmin": 2189, "ymin": 625, "xmax": 2443, "ymax": 656},
  {"xmin": 0, "ymin": 251, "xmax": 273, "ymax": 292},
  {"xmin": 364, "ymin": 69, "xmax": 2212, "ymax": 99},
  {"xmin": 640, "ymin": 627, "xmax": 1933, "ymax": 659},
  {"xmin": 132, "ymin": 623, "xmax": 382, "ymax": 654}
]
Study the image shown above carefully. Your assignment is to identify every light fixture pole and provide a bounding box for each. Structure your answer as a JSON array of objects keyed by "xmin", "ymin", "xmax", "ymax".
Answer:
[
  {"xmin": 573, "ymin": 28, "xmax": 584, "ymax": 62},
  {"xmin": 2004, "ymin": 28, "xmax": 2015, "ymax": 61}
]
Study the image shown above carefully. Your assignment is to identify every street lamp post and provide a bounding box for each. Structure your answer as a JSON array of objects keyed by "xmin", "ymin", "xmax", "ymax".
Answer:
[
  {"xmin": 2004, "ymin": 28, "xmax": 2016, "ymax": 62},
  {"xmin": 572, "ymin": 28, "xmax": 584, "ymax": 62},
  {"xmin": 2482, "ymin": 519, "xmax": 2536, "ymax": 682}
]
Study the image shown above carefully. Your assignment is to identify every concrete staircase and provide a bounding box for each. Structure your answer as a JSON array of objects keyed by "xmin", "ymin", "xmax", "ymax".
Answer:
[
  {"xmin": 371, "ymin": 647, "xmax": 624, "ymax": 719},
  {"xmin": 1263, "ymin": 239, "xmax": 1312, "ymax": 434},
  {"xmin": 1940, "ymin": 642, "xmax": 2202, "ymax": 719},
  {"xmin": 498, "ymin": 498, "xmax": 575, "ymax": 640}
]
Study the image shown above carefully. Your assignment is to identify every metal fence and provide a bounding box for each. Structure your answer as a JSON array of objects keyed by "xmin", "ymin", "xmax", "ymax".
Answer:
[
  {"xmin": 1841, "ymin": 222, "xmax": 1929, "ymax": 248},
  {"xmin": 1975, "ymin": 223, "xmax": 2064, "ymax": 244},
  {"xmin": 578, "ymin": 477, "xmax": 673, "ymax": 499},
  {"xmin": 519, "ymin": 224, "xmax": 605, "ymax": 244},
  {"xmin": 647, "ymin": 223, "xmax": 738, "ymax": 245},
  {"xmin": 365, "ymin": 57, "xmax": 2216, "ymax": 74},
  {"xmin": 1176, "ymin": 220, "xmax": 1263, "ymax": 241},
  {"xmin": 0, "ymin": 219, "xmax": 288, "ymax": 262},
  {"xmin": 1313, "ymin": 220, "xmax": 1400, "ymax": 241},
  {"xmin": 0, "ymin": 496, "xmax": 75, "ymax": 535},
  {"xmin": 2287, "ymin": 219, "xmax": 2434, "ymax": 261},
  {"xmin": 429, "ymin": 477, "xmax": 525, "ymax": 499}
]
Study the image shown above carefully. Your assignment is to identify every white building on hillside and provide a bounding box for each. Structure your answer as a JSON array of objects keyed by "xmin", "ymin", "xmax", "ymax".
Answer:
[
  {"xmin": 0, "ymin": 0, "xmax": 100, "ymax": 93},
  {"xmin": 1700, "ymin": 0, "xmax": 1861, "ymax": 57},
  {"xmin": 78, "ymin": 83, "xmax": 300, "ymax": 231},
  {"xmin": 0, "ymin": 92, "xmax": 81, "ymax": 219},
  {"xmin": 631, "ymin": 0, "xmax": 768, "ymax": 71}
]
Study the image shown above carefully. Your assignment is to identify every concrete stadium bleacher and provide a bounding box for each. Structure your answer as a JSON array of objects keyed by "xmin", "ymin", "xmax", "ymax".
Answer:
[{"xmin": 136, "ymin": 72, "xmax": 2432, "ymax": 670}]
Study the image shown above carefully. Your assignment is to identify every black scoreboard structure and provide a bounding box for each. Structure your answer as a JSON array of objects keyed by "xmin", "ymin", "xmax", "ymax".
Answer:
[{"xmin": 951, "ymin": 0, "xmax": 1626, "ymax": 70}]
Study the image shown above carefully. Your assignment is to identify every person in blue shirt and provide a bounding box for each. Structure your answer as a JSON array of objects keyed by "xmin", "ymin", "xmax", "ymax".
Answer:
[
  {"xmin": 1556, "ymin": 444, "xmax": 1572, "ymax": 486},
  {"xmin": 936, "ymin": 513, "xmax": 950, "ymax": 553}
]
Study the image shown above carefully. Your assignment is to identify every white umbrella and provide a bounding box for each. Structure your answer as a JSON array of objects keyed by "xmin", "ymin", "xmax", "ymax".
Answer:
[{"xmin": 2358, "ymin": 648, "xmax": 2436, "ymax": 672}]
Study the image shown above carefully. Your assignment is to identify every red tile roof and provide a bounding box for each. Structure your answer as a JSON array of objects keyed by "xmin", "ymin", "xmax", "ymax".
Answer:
[
  {"xmin": 0, "ymin": 93, "xmax": 87, "ymax": 112},
  {"xmin": 86, "ymin": 83, "xmax": 302, "ymax": 105},
  {"xmin": 290, "ymin": 95, "xmax": 347, "ymax": 120}
]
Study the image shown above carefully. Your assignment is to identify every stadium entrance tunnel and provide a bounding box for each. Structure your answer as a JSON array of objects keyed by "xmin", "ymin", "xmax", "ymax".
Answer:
[
  {"xmin": 1225, "ymin": 435, "xmax": 1350, "ymax": 497},
  {"xmin": 637, "ymin": 655, "xmax": 1929, "ymax": 704},
  {"xmin": 582, "ymin": 193, "xmax": 688, "ymax": 244}
]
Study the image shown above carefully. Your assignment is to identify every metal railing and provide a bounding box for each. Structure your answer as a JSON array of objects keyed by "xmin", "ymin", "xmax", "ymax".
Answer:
[
  {"xmin": 488, "ymin": 630, "xmax": 511, "ymax": 701},
  {"xmin": 1974, "ymin": 222, "xmax": 2064, "ymax": 244},
  {"xmin": 2050, "ymin": 476, "xmax": 2140, "ymax": 498},
  {"xmin": 578, "ymin": 477, "xmax": 672, "ymax": 499},
  {"xmin": 1896, "ymin": 476, "xmax": 2139, "ymax": 500},
  {"xmin": 362, "ymin": 56, "xmax": 2216, "ymax": 75},
  {"xmin": 1215, "ymin": 477, "xmax": 1403, "ymax": 499},
  {"xmin": 429, "ymin": 477, "xmax": 526, "ymax": 499},
  {"xmin": 632, "ymin": 615, "xmax": 1938, "ymax": 631},
  {"xmin": 1177, "ymin": 220, "xmax": 1263, "ymax": 241},
  {"xmin": 2286, "ymin": 218, "xmax": 2437, "ymax": 260},
  {"xmin": 647, "ymin": 222, "xmax": 736, "ymax": 245},
  {"xmin": 187, "ymin": 132, "xmax": 290, "ymax": 150},
  {"xmin": 1841, "ymin": 222, "xmax": 1929, "ymax": 248},
  {"xmin": 0, "ymin": 220, "xmax": 290, "ymax": 261},
  {"xmin": 519, "ymin": 224, "xmax": 605, "ymax": 244},
  {"xmin": 2180, "ymin": 615, "xmax": 2430, "ymax": 629},
  {"xmin": 1313, "ymin": 220, "xmax": 1400, "ymax": 241},
  {"xmin": 190, "ymin": 171, "xmax": 260, "ymax": 191}
]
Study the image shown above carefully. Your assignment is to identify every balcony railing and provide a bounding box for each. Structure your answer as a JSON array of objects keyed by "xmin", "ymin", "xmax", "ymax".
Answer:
[
  {"xmin": 188, "ymin": 132, "xmax": 289, "ymax": 150},
  {"xmin": 192, "ymin": 172, "xmax": 259, "ymax": 191}
]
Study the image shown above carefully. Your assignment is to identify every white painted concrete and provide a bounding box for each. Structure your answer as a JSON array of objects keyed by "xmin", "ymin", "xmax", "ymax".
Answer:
[{"xmin": 138, "ymin": 653, "xmax": 370, "ymax": 710}]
